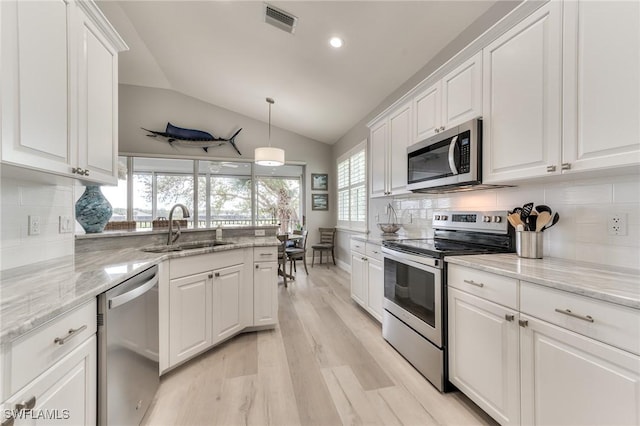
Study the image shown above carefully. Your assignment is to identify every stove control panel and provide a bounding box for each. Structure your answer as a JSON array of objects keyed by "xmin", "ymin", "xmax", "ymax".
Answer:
[{"xmin": 433, "ymin": 210, "xmax": 510, "ymax": 233}]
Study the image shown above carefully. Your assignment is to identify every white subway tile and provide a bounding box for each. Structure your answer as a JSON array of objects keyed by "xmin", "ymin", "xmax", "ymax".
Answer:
[
  {"xmin": 545, "ymin": 183, "xmax": 613, "ymax": 205},
  {"xmin": 613, "ymin": 179, "xmax": 640, "ymax": 204}
]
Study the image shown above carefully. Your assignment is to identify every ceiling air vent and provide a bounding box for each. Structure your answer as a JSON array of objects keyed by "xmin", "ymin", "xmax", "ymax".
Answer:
[{"xmin": 264, "ymin": 3, "xmax": 298, "ymax": 34}]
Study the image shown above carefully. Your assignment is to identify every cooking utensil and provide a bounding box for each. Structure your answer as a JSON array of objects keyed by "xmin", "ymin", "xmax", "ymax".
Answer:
[
  {"xmin": 520, "ymin": 202, "xmax": 534, "ymax": 223},
  {"xmin": 544, "ymin": 212, "xmax": 560, "ymax": 230},
  {"xmin": 535, "ymin": 211, "xmax": 552, "ymax": 232},
  {"xmin": 511, "ymin": 207, "xmax": 523, "ymax": 215},
  {"xmin": 527, "ymin": 214, "xmax": 537, "ymax": 232},
  {"xmin": 535, "ymin": 204, "xmax": 552, "ymax": 214},
  {"xmin": 507, "ymin": 212, "xmax": 523, "ymax": 229}
]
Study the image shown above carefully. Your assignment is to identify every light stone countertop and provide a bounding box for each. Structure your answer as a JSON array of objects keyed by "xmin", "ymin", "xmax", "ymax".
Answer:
[
  {"xmin": 0, "ymin": 236, "xmax": 279, "ymax": 343},
  {"xmin": 445, "ymin": 254, "xmax": 640, "ymax": 310},
  {"xmin": 351, "ymin": 234, "xmax": 405, "ymax": 245}
]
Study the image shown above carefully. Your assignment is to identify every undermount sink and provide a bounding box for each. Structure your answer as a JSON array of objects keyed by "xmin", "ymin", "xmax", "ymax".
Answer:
[{"xmin": 141, "ymin": 240, "xmax": 231, "ymax": 253}]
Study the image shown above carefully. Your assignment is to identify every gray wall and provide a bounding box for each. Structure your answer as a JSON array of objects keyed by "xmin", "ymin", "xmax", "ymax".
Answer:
[{"xmin": 118, "ymin": 84, "xmax": 335, "ymax": 232}]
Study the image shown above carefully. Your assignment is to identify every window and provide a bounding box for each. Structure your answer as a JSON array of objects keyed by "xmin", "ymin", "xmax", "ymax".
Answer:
[
  {"xmin": 337, "ymin": 141, "xmax": 367, "ymax": 230},
  {"xmin": 101, "ymin": 156, "xmax": 303, "ymax": 231}
]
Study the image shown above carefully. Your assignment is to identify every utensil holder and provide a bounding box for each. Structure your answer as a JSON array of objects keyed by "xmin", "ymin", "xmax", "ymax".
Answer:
[{"xmin": 516, "ymin": 231, "xmax": 543, "ymax": 259}]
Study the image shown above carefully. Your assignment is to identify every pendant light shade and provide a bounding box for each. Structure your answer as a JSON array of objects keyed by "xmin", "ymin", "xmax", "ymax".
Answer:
[{"xmin": 255, "ymin": 97, "xmax": 285, "ymax": 166}]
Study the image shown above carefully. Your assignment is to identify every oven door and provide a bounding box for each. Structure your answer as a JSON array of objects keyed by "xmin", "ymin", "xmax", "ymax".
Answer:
[{"xmin": 382, "ymin": 249, "xmax": 442, "ymax": 347}]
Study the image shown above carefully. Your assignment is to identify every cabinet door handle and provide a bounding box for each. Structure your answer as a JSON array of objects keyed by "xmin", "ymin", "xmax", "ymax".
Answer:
[
  {"xmin": 435, "ymin": 128, "xmax": 440, "ymax": 133},
  {"xmin": 256, "ymin": 264, "xmax": 260, "ymax": 269},
  {"xmin": 83, "ymin": 169, "xmax": 90, "ymax": 176},
  {"xmin": 505, "ymin": 314, "xmax": 515, "ymax": 322},
  {"xmin": 518, "ymin": 319, "xmax": 528, "ymax": 328},
  {"xmin": 15, "ymin": 396, "xmax": 36, "ymax": 411},
  {"xmin": 440, "ymin": 126, "xmax": 445, "ymax": 131},
  {"xmin": 53, "ymin": 325, "xmax": 87, "ymax": 345},
  {"xmin": 214, "ymin": 272, "xmax": 220, "ymax": 277},
  {"xmin": 260, "ymin": 253, "xmax": 274, "ymax": 256},
  {"xmin": 561, "ymin": 163, "xmax": 571, "ymax": 171},
  {"xmin": 554, "ymin": 308, "xmax": 594, "ymax": 323},
  {"xmin": 463, "ymin": 279, "xmax": 484, "ymax": 288},
  {"xmin": 208, "ymin": 273, "xmax": 213, "ymax": 278},
  {"xmin": 546, "ymin": 165, "xmax": 557, "ymax": 172}
]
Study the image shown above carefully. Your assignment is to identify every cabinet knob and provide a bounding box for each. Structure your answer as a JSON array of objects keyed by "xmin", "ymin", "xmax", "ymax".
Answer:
[
  {"xmin": 214, "ymin": 272, "xmax": 220, "ymax": 277},
  {"xmin": 546, "ymin": 165, "xmax": 557, "ymax": 172},
  {"xmin": 435, "ymin": 128, "xmax": 440, "ymax": 133},
  {"xmin": 208, "ymin": 273, "xmax": 213, "ymax": 279},
  {"xmin": 518, "ymin": 319, "xmax": 528, "ymax": 328},
  {"xmin": 255, "ymin": 264, "xmax": 259, "ymax": 269},
  {"xmin": 440, "ymin": 126, "xmax": 445, "ymax": 131},
  {"xmin": 505, "ymin": 314, "xmax": 515, "ymax": 322},
  {"xmin": 561, "ymin": 163, "xmax": 571, "ymax": 171},
  {"xmin": 83, "ymin": 169, "xmax": 90, "ymax": 176}
]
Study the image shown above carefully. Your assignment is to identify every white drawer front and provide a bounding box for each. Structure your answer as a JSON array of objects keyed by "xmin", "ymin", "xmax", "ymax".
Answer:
[
  {"xmin": 365, "ymin": 243, "xmax": 382, "ymax": 261},
  {"xmin": 521, "ymin": 281, "xmax": 640, "ymax": 356},
  {"xmin": 170, "ymin": 249, "xmax": 248, "ymax": 278},
  {"xmin": 11, "ymin": 300, "xmax": 97, "ymax": 395},
  {"xmin": 350, "ymin": 239, "xmax": 366, "ymax": 254},
  {"xmin": 447, "ymin": 264, "xmax": 518, "ymax": 309},
  {"xmin": 254, "ymin": 246, "xmax": 277, "ymax": 262}
]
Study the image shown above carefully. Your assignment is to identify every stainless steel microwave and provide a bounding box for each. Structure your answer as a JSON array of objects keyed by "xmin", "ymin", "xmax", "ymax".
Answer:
[{"xmin": 406, "ymin": 118, "xmax": 482, "ymax": 192}]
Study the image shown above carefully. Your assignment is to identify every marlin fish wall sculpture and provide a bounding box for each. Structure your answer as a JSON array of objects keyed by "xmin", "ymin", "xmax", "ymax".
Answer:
[{"xmin": 142, "ymin": 122, "xmax": 242, "ymax": 155}]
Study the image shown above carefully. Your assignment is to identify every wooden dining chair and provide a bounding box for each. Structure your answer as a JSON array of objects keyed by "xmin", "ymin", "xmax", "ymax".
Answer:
[
  {"xmin": 311, "ymin": 227, "xmax": 336, "ymax": 267},
  {"xmin": 285, "ymin": 230, "xmax": 308, "ymax": 275},
  {"xmin": 277, "ymin": 234, "xmax": 288, "ymax": 287}
]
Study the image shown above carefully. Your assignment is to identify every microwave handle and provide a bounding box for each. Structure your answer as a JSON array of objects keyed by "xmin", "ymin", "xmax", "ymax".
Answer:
[{"xmin": 448, "ymin": 136, "xmax": 459, "ymax": 175}]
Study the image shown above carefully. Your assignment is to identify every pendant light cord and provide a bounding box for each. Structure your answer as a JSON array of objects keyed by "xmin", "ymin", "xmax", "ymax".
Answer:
[{"xmin": 266, "ymin": 97, "xmax": 274, "ymax": 147}]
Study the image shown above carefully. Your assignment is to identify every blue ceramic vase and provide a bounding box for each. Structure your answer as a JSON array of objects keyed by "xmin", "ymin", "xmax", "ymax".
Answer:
[{"xmin": 75, "ymin": 185, "xmax": 112, "ymax": 233}]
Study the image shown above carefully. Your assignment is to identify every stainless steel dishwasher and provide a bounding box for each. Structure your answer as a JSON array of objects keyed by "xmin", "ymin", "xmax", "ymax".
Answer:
[{"xmin": 98, "ymin": 265, "xmax": 160, "ymax": 426}]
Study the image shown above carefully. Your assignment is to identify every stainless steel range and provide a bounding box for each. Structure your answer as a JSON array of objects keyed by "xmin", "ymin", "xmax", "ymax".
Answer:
[{"xmin": 381, "ymin": 210, "xmax": 514, "ymax": 391}]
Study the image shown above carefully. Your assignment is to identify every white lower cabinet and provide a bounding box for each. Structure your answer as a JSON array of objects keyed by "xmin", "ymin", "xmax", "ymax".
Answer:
[
  {"xmin": 448, "ymin": 287, "xmax": 520, "ymax": 426},
  {"xmin": 520, "ymin": 315, "xmax": 640, "ymax": 426},
  {"xmin": 1, "ymin": 300, "xmax": 97, "ymax": 426},
  {"xmin": 168, "ymin": 271, "xmax": 212, "ymax": 366},
  {"xmin": 212, "ymin": 264, "xmax": 245, "ymax": 343},
  {"xmin": 448, "ymin": 264, "xmax": 640, "ymax": 425},
  {"xmin": 4, "ymin": 336, "xmax": 97, "ymax": 426},
  {"xmin": 350, "ymin": 240, "xmax": 383, "ymax": 322},
  {"xmin": 253, "ymin": 247, "xmax": 278, "ymax": 327},
  {"xmin": 164, "ymin": 247, "xmax": 277, "ymax": 372}
]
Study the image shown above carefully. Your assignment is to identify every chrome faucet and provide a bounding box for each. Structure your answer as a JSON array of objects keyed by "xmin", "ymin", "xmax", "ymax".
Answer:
[{"xmin": 167, "ymin": 204, "xmax": 190, "ymax": 245}]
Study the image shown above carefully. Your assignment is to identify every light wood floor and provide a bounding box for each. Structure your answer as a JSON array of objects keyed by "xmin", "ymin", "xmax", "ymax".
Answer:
[{"xmin": 142, "ymin": 265, "xmax": 497, "ymax": 426}]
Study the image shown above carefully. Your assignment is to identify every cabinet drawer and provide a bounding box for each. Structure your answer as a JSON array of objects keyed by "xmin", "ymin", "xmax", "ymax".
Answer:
[
  {"xmin": 521, "ymin": 282, "xmax": 640, "ymax": 356},
  {"xmin": 350, "ymin": 239, "xmax": 366, "ymax": 254},
  {"xmin": 10, "ymin": 300, "xmax": 96, "ymax": 395},
  {"xmin": 365, "ymin": 243, "xmax": 382, "ymax": 261},
  {"xmin": 447, "ymin": 264, "xmax": 518, "ymax": 309},
  {"xmin": 254, "ymin": 246, "xmax": 277, "ymax": 262},
  {"xmin": 170, "ymin": 249, "xmax": 248, "ymax": 278}
]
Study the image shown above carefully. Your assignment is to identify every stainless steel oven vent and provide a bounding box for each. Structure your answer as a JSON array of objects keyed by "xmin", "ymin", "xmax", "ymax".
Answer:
[{"xmin": 264, "ymin": 3, "xmax": 297, "ymax": 34}]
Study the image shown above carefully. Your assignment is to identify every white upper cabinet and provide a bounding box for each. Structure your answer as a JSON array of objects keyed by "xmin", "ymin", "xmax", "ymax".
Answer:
[
  {"xmin": 1, "ymin": 0, "xmax": 127, "ymax": 185},
  {"xmin": 562, "ymin": 0, "xmax": 640, "ymax": 173},
  {"xmin": 1, "ymin": 1, "xmax": 71, "ymax": 175},
  {"xmin": 482, "ymin": 2, "xmax": 563, "ymax": 184},
  {"xmin": 369, "ymin": 101, "xmax": 411, "ymax": 198},
  {"xmin": 73, "ymin": 2, "xmax": 124, "ymax": 185},
  {"xmin": 414, "ymin": 51, "xmax": 482, "ymax": 142}
]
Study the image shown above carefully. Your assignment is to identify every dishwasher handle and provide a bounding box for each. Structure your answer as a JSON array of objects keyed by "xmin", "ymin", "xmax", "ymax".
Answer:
[{"xmin": 108, "ymin": 273, "xmax": 159, "ymax": 309}]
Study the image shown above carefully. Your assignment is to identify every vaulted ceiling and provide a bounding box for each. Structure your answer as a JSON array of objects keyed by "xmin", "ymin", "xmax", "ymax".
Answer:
[{"xmin": 99, "ymin": 1, "xmax": 498, "ymax": 144}]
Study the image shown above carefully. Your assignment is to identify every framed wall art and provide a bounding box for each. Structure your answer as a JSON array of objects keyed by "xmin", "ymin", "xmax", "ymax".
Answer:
[
  {"xmin": 311, "ymin": 173, "xmax": 328, "ymax": 191},
  {"xmin": 311, "ymin": 193, "xmax": 328, "ymax": 211}
]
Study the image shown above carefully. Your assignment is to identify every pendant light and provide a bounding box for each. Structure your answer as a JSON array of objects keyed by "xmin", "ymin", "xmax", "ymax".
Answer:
[{"xmin": 255, "ymin": 97, "xmax": 285, "ymax": 166}]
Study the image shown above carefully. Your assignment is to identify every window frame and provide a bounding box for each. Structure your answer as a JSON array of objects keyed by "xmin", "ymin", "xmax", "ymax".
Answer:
[{"xmin": 336, "ymin": 140, "xmax": 367, "ymax": 231}]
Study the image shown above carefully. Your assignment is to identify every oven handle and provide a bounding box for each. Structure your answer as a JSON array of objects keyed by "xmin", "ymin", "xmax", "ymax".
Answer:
[
  {"xmin": 448, "ymin": 135, "xmax": 459, "ymax": 175},
  {"xmin": 382, "ymin": 246, "xmax": 441, "ymax": 270}
]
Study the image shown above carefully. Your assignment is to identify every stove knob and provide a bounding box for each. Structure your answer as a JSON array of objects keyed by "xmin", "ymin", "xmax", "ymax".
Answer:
[
  {"xmin": 483, "ymin": 215, "xmax": 491, "ymax": 222},
  {"xmin": 440, "ymin": 215, "xmax": 448, "ymax": 221},
  {"xmin": 434, "ymin": 215, "xmax": 441, "ymax": 220},
  {"xmin": 493, "ymin": 216, "xmax": 502, "ymax": 223}
]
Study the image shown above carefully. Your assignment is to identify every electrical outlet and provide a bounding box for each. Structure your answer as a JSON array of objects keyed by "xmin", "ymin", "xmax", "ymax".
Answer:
[
  {"xmin": 59, "ymin": 215, "xmax": 72, "ymax": 233},
  {"xmin": 28, "ymin": 215, "xmax": 41, "ymax": 236},
  {"xmin": 607, "ymin": 213, "xmax": 628, "ymax": 236},
  {"xmin": 254, "ymin": 229, "xmax": 266, "ymax": 236}
]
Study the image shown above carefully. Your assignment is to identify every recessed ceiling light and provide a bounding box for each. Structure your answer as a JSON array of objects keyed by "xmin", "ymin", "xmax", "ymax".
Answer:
[{"xmin": 329, "ymin": 37, "xmax": 344, "ymax": 48}]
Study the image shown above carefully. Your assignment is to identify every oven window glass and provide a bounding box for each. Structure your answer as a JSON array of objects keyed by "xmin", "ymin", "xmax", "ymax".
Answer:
[
  {"xmin": 384, "ymin": 258, "xmax": 436, "ymax": 327},
  {"xmin": 408, "ymin": 138, "xmax": 455, "ymax": 183}
]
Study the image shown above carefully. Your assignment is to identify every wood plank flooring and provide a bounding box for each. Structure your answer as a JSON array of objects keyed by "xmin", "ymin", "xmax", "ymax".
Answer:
[{"xmin": 142, "ymin": 266, "xmax": 497, "ymax": 426}]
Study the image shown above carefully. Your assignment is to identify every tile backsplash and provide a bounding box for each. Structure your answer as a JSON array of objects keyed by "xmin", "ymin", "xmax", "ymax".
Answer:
[
  {"xmin": 0, "ymin": 177, "xmax": 74, "ymax": 270},
  {"xmin": 372, "ymin": 173, "xmax": 640, "ymax": 270}
]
